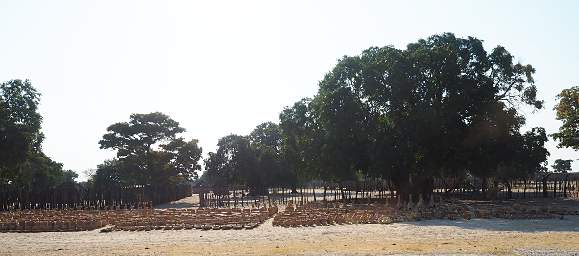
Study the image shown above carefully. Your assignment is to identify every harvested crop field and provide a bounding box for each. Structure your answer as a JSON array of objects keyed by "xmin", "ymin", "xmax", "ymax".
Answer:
[
  {"xmin": 0, "ymin": 207, "xmax": 277, "ymax": 232},
  {"xmin": 2, "ymin": 198, "xmax": 579, "ymax": 255},
  {"xmin": 1, "ymin": 216, "xmax": 579, "ymax": 255}
]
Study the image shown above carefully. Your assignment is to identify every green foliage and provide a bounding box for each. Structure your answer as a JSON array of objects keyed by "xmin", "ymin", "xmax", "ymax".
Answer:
[
  {"xmin": 249, "ymin": 122, "xmax": 282, "ymax": 153},
  {"xmin": 0, "ymin": 79, "xmax": 77, "ymax": 189},
  {"xmin": 249, "ymin": 122, "xmax": 287, "ymax": 186},
  {"xmin": 11, "ymin": 152, "xmax": 77, "ymax": 189},
  {"xmin": 552, "ymin": 159, "xmax": 572, "ymax": 173},
  {"xmin": 99, "ymin": 112, "xmax": 185, "ymax": 158},
  {"xmin": 90, "ymin": 160, "xmax": 126, "ymax": 189},
  {"xmin": 97, "ymin": 112, "xmax": 202, "ymax": 186},
  {"xmin": 272, "ymin": 33, "xmax": 548, "ymax": 196},
  {"xmin": 162, "ymin": 138, "xmax": 203, "ymax": 180},
  {"xmin": 279, "ymin": 99, "xmax": 322, "ymax": 183},
  {"xmin": 0, "ymin": 79, "xmax": 44, "ymax": 181},
  {"xmin": 2, "ymin": 34, "xmax": 554, "ymax": 199},
  {"xmin": 552, "ymin": 86, "xmax": 579, "ymax": 150},
  {"xmin": 204, "ymin": 134, "xmax": 261, "ymax": 192},
  {"xmin": 496, "ymin": 128, "xmax": 550, "ymax": 181},
  {"xmin": 204, "ymin": 122, "xmax": 301, "ymax": 194}
]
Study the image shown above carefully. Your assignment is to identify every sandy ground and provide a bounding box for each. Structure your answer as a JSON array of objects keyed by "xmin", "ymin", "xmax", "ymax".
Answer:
[
  {"xmin": 2, "ymin": 215, "xmax": 579, "ymax": 256},
  {"xmin": 155, "ymin": 195, "xmax": 200, "ymax": 209}
]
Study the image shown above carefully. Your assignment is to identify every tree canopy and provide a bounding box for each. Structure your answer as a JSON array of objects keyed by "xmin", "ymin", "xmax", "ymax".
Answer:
[
  {"xmin": 0, "ymin": 79, "xmax": 76, "ymax": 189},
  {"xmin": 200, "ymin": 33, "xmax": 551, "ymax": 201},
  {"xmin": 96, "ymin": 112, "xmax": 202, "ymax": 187},
  {"xmin": 0, "ymin": 80, "xmax": 43, "ymax": 179},
  {"xmin": 552, "ymin": 86, "xmax": 579, "ymax": 150},
  {"xmin": 273, "ymin": 33, "xmax": 547, "ymax": 199},
  {"xmin": 552, "ymin": 159, "xmax": 572, "ymax": 174}
]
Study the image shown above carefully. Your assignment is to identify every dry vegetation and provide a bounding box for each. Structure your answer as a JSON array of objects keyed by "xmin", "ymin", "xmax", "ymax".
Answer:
[
  {"xmin": 2, "ymin": 198, "xmax": 579, "ymax": 255},
  {"xmin": 0, "ymin": 207, "xmax": 277, "ymax": 233},
  {"xmin": 2, "ymin": 198, "xmax": 579, "ymax": 233},
  {"xmin": 273, "ymin": 198, "xmax": 579, "ymax": 228}
]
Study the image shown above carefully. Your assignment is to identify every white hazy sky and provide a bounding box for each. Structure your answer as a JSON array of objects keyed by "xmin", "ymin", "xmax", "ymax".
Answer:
[{"xmin": 1, "ymin": 0, "xmax": 578, "ymax": 180}]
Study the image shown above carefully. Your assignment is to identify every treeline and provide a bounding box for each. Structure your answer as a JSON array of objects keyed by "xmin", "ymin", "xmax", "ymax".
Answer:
[
  {"xmin": 0, "ymin": 81, "xmax": 199, "ymax": 207},
  {"xmin": 203, "ymin": 33, "xmax": 559, "ymax": 201},
  {"xmin": 2, "ymin": 33, "xmax": 578, "ymax": 206}
]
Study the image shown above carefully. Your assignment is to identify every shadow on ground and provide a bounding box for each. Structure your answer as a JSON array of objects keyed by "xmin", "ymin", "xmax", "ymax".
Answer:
[
  {"xmin": 155, "ymin": 195, "xmax": 200, "ymax": 209},
  {"xmin": 406, "ymin": 215, "xmax": 579, "ymax": 232},
  {"xmin": 155, "ymin": 202, "xmax": 197, "ymax": 209}
]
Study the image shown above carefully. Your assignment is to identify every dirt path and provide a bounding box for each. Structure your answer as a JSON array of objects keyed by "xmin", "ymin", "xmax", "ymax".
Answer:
[
  {"xmin": 155, "ymin": 194, "xmax": 200, "ymax": 209},
  {"xmin": 2, "ymin": 216, "xmax": 579, "ymax": 255}
]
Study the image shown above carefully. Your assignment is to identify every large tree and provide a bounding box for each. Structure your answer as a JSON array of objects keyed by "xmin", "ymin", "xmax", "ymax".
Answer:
[
  {"xmin": 99, "ymin": 112, "xmax": 202, "ymax": 185},
  {"xmin": 0, "ymin": 79, "xmax": 76, "ymax": 189},
  {"xmin": 304, "ymin": 33, "xmax": 544, "ymax": 200},
  {"xmin": 99, "ymin": 112, "xmax": 185, "ymax": 158},
  {"xmin": 279, "ymin": 99, "xmax": 322, "ymax": 186},
  {"xmin": 0, "ymin": 79, "xmax": 44, "ymax": 181},
  {"xmin": 249, "ymin": 122, "xmax": 291, "ymax": 187}
]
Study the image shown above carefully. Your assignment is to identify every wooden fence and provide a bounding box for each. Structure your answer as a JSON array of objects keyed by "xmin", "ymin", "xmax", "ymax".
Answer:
[
  {"xmin": 0, "ymin": 183, "xmax": 192, "ymax": 211},
  {"xmin": 196, "ymin": 173, "xmax": 579, "ymax": 208}
]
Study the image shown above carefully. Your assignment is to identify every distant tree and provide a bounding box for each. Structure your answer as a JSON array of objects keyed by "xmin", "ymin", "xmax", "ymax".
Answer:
[
  {"xmin": 496, "ymin": 128, "xmax": 549, "ymax": 198},
  {"xmin": 99, "ymin": 112, "xmax": 185, "ymax": 158},
  {"xmin": 249, "ymin": 122, "xmax": 288, "ymax": 187},
  {"xmin": 204, "ymin": 151, "xmax": 232, "ymax": 188},
  {"xmin": 552, "ymin": 159, "xmax": 572, "ymax": 173},
  {"xmin": 12, "ymin": 152, "xmax": 75, "ymax": 190},
  {"xmin": 520, "ymin": 128, "xmax": 550, "ymax": 176},
  {"xmin": 552, "ymin": 86, "xmax": 579, "ymax": 150},
  {"xmin": 204, "ymin": 135, "xmax": 264, "ymax": 195},
  {"xmin": 551, "ymin": 159, "xmax": 573, "ymax": 197},
  {"xmin": 162, "ymin": 138, "xmax": 203, "ymax": 180},
  {"xmin": 279, "ymin": 99, "xmax": 321, "ymax": 189},
  {"xmin": 91, "ymin": 160, "xmax": 125, "ymax": 190},
  {"xmin": 62, "ymin": 170, "xmax": 79, "ymax": 183},
  {"xmin": 249, "ymin": 122, "xmax": 282, "ymax": 154},
  {"xmin": 98, "ymin": 112, "xmax": 201, "ymax": 186}
]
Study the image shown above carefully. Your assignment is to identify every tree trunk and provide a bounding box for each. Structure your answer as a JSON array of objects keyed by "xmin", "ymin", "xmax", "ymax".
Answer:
[
  {"xmin": 563, "ymin": 174, "xmax": 569, "ymax": 198},
  {"xmin": 505, "ymin": 181, "xmax": 512, "ymax": 199},
  {"xmin": 542, "ymin": 174, "xmax": 551, "ymax": 198},
  {"xmin": 554, "ymin": 180, "xmax": 557, "ymax": 198},
  {"xmin": 523, "ymin": 179, "xmax": 527, "ymax": 198},
  {"xmin": 313, "ymin": 186, "xmax": 316, "ymax": 202}
]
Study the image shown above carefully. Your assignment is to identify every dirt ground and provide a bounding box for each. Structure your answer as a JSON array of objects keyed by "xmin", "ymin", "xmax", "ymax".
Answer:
[{"xmin": 2, "ymin": 215, "xmax": 579, "ymax": 255}]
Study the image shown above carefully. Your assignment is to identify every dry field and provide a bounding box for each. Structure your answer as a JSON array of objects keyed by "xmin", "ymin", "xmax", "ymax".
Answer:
[
  {"xmin": 1, "ymin": 217, "xmax": 579, "ymax": 255},
  {"xmin": 1, "ymin": 198, "xmax": 579, "ymax": 255},
  {"xmin": 0, "ymin": 207, "xmax": 277, "ymax": 232}
]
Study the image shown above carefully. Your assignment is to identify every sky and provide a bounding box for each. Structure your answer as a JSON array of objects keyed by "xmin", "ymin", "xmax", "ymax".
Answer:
[{"xmin": 1, "ymin": 0, "xmax": 579, "ymax": 180}]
